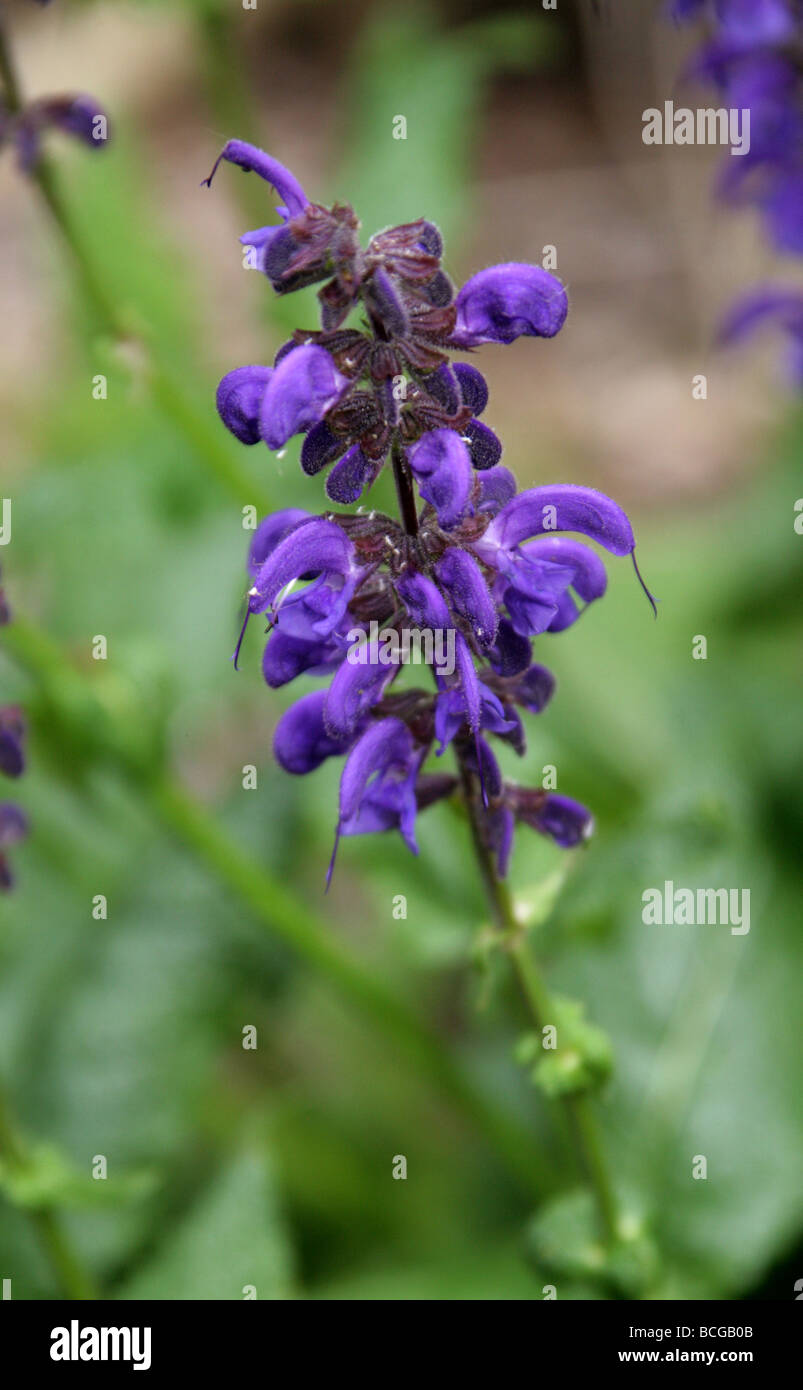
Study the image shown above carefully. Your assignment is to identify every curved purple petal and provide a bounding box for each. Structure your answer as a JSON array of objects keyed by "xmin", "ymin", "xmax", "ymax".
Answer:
[
  {"xmin": 203, "ymin": 140, "xmax": 309, "ymax": 219},
  {"xmin": 248, "ymin": 509, "xmax": 311, "ymax": 574},
  {"xmin": 249, "ymin": 518, "xmax": 355, "ymax": 614},
  {"xmin": 485, "ymin": 484, "xmax": 635, "ymax": 556}
]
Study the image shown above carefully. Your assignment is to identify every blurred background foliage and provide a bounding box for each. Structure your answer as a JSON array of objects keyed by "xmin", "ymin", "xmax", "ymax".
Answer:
[{"xmin": 0, "ymin": 0, "xmax": 801, "ymax": 1300}]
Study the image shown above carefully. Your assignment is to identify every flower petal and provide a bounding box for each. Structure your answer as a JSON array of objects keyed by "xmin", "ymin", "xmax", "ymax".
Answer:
[
  {"xmin": 203, "ymin": 140, "xmax": 309, "ymax": 218},
  {"xmin": 485, "ymin": 484, "xmax": 635, "ymax": 556},
  {"xmin": 273, "ymin": 690, "xmax": 351, "ymax": 774},
  {"xmin": 216, "ymin": 366, "xmax": 273, "ymax": 445},
  {"xmin": 259, "ymin": 344, "xmax": 348, "ymax": 451},
  {"xmin": 435, "ymin": 547, "xmax": 498, "ymax": 648},
  {"xmin": 451, "ymin": 263, "xmax": 568, "ymax": 347}
]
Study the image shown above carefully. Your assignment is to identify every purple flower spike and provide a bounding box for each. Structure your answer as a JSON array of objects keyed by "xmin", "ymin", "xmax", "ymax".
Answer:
[
  {"xmin": 259, "ymin": 344, "xmax": 348, "ymax": 451},
  {"xmin": 202, "ymin": 140, "xmax": 309, "ymax": 218},
  {"xmin": 407, "ymin": 430, "xmax": 473, "ymax": 529},
  {"xmin": 248, "ymin": 517, "xmax": 355, "ymax": 615},
  {"xmin": 451, "ymin": 263, "xmax": 568, "ymax": 347},
  {"xmin": 211, "ymin": 142, "xmax": 653, "ymax": 874},
  {"xmin": 435, "ymin": 548, "xmax": 498, "ymax": 649},
  {"xmin": 216, "ymin": 366, "xmax": 273, "ymax": 445},
  {"xmin": 273, "ymin": 691, "xmax": 351, "ymax": 774}
]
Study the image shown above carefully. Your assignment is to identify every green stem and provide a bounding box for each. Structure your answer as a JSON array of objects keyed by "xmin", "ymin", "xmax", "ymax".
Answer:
[
  {"xmin": 458, "ymin": 755, "xmax": 619, "ymax": 1244},
  {"xmin": 0, "ymin": 1085, "xmax": 98, "ymax": 1300},
  {"xmin": 0, "ymin": 615, "xmax": 556, "ymax": 1203}
]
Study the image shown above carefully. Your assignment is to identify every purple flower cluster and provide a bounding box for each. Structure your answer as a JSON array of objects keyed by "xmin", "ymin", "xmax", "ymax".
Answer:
[
  {"xmin": 0, "ymin": 94, "xmax": 109, "ymax": 172},
  {"xmin": 0, "ymin": 0, "xmax": 107, "ymax": 171},
  {"xmin": 207, "ymin": 142, "xmax": 653, "ymax": 881},
  {"xmin": 0, "ymin": 573, "xmax": 28, "ymax": 891},
  {"xmin": 670, "ymin": 0, "xmax": 803, "ymax": 381}
]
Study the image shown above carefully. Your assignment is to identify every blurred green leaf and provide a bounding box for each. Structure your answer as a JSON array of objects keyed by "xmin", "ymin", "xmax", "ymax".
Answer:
[{"xmin": 116, "ymin": 1147, "xmax": 295, "ymax": 1300}]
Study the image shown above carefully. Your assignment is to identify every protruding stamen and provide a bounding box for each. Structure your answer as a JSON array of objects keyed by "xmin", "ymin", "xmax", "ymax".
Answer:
[
  {"xmin": 231, "ymin": 608, "xmax": 251, "ymax": 670},
  {"xmin": 631, "ymin": 551, "xmax": 658, "ymax": 618}
]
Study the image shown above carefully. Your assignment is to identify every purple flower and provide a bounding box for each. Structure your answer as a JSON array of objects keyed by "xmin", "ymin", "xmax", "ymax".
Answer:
[
  {"xmin": 211, "ymin": 144, "xmax": 653, "ymax": 878},
  {"xmin": 669, "ymin": 0, "xmax": 795, "ymax": 43},
  {"xmin": 273, "ymin": 691, "xmax": 351, "ymax": 774},
  {"xmin": 3, "ymin": 94, "xmax": 109, "ymax": 171},
  {"xmin": 259, "ymin": 345, "xmax": 348, "ymax": 451},
  {"xmin": 0, "ymin": 803, "xmax": 28, "ymax": 892},
  {"xmin": 451, "ymin": 264, "xmax": 568, "ymax": 347},
  {"xmin": 669, "ymin": 0, "xmax": 803, "ymax": 381},
  {"xmin": 0, "ymin": 707, "xmax": 26, "ymax": 779},
  {"xmin": 216, "ymin": 366, "xmax": 273, "ymax": 445},
  {"xmin": 329, "ymin": 719, "xmax": 423, "ymax": 884},
  {"xmin": 719, "ymin": 285, "xmax": 803, "ymax": 384},
  {"xmin": 203, "ymin": 140, "xmax": 308, "ymax": 218},
  {"xmin": 407, "ymin": 429, "xmax": 472, "ymax": 528},
  {"xmin": 509, "ymin": 788, "xmax": 594, "ymax": 848}
]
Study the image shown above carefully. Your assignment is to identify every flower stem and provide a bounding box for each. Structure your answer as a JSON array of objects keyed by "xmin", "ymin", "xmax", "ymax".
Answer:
[
  {"xmin": 0, "ymin": 1084, "xmax": 98, "ymax": 1300},
  {"xmin": 391, "ymin": 434, "xmax": 419, "ymax": 536},
  {"xmin": 457, "ymin": 753, "xmax": 619, "ymax": 1244}
]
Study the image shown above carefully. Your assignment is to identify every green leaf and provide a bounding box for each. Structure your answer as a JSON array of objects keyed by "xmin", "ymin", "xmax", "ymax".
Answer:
[{"xmin": 116, "ymin": 1148, "xmax": 295, "ymax": 1300}]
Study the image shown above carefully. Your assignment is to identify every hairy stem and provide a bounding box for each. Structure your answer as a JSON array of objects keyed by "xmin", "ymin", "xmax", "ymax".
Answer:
[
  {"xmin": 457, "ymin": 753, "xmax": 620, "ymax": 1244},
  {"xmin": 391, "ymin": 434, "xmax": 419, "ymax": 536}
]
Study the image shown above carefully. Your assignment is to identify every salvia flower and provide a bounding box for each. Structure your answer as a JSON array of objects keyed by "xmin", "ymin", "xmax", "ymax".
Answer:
[
  {"xmin": 1, "ymin": 94, "xmax": 109, "ymax": 172},
  {"xmin": 207, "ymin": 143, "xmax": 654, "ymax": 880},
  {"xmin": 669, "ymin": 0, "xmax": 803, "ymax": 382}
]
